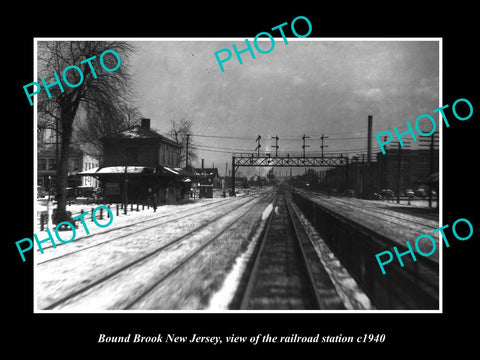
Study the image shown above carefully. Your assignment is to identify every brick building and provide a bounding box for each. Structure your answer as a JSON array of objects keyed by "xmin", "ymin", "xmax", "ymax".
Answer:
[
  {"xmin": 323, "ymin": 148, "xmax": 439, "ymax": 197},
  {"xmin": 376, "ymin": 148, "xmax": 439, "ymax": 193},
  {"xmin": 82, "ymin": 118, "xmax": 192, "ymax": 203}
]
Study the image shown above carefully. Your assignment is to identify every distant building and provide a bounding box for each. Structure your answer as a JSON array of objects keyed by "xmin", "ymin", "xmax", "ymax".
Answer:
[
  {"xmin": 376, "ymin": 148, "xmax": 439, "ymax": 192},
  {"xmin": 82, "ymin": 118, "xmax": 192, "ymax": 203},
  {"xmin": 323, "ymin": 148, "xmax": 439, "ymax": 197},
  {"xmin": 37, "ymin": 148, "xmax": 100, "ymax": 197}
]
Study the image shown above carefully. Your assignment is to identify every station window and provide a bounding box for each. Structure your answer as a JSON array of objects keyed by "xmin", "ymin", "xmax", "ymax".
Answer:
[
  {"xmin": 38, "ymin": 158, "xmax": 46, "ymax": 170},
  {"xmin": 48, "ymin": 158, "xmax": 56, "ymax": 170}
]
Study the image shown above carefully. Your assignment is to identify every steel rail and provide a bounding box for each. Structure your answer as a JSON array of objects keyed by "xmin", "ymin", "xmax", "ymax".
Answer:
[
  {"xmin": 283, "ymin": 197, "xmax": 323, "ymax": 309},
  {"xmin": 239, "ymin": 195, "xmax": 322, "ymax": 310},
  {"xmin": 42, "ymin": 193, "xmax": 271, "ymax": 310}
]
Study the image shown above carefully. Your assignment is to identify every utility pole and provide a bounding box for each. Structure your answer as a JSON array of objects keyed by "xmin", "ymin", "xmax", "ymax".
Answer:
[
  {"xmin": 255, "ymin": 135, "xmax": 261, "ymax": 157},
  {"xmin": 367, "ymin": 115, "xmax": 373, "ymax": 165},
  {"xmin": 271, "ymin": 135, "xmax": 279, "ymax": 157},
  {"xmin": 419, "ymin": 132, "xmax": 439, "ymax": 208},
  {"xmin": 361, "ymin": 153, "xmax": 365, "ymax": 199},
  {"xmin": 302, "ymin": 134, "xmax": 310, "ymax": 158},
  {"xmin": 396, "ymin": 142, "xmax": 401, "ymax": 204},
  {"xmin": 302, "ymin": 134, "xmax": 310, "ymax": 175},
  {"xmin": 185, "ymin": 133, "xmax": 190, "ymax": 170},
  {"xmin": 231, "ymin": 156, "xmax": 236, "ymax": 196},
  {"xmin": 320, "ymin": 133, "xmax": 328, "ymax": 158},
  {"xmin": 394, "ymin": 140, "xmax": 410, "ymax": 204}
]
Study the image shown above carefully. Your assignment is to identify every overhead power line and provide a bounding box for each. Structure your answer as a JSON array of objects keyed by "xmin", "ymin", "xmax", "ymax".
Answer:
[{"xmin": 191, "ymin": 133, "xmax": 369, "ymax": 141}]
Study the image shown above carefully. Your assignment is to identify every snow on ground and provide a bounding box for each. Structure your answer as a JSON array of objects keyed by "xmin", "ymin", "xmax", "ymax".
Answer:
[
  {"xmin": 35, "ymin": 193, "xmax": 246, "ymax": 231},
  {"xmin": 207, "ymin": 201, "xmax": 274, "ymax": 310},
  {"xmin": 125, "ymin": 192, "xmax": 276, "ymax": 310},
  {"xmin": 34, "ymin": 185, "xmax": 383, "ymax": 311},
  {"xmin": 33, "ymin": 189, "xmax": 261, "ymax": 256},
  {"xmin": 35, "ymin": 188, "xmax": 275, "ymax": 311}
]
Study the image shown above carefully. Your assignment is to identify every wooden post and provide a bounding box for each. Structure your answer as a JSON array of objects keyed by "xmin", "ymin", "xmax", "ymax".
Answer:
[{"xmin": 231, "ymin": 156, "xmax": 236, "ymax": 196}]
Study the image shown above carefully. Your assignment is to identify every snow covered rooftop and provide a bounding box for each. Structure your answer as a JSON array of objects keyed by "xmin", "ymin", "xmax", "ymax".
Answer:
[
  {"xmin": 79, "ymin": 166, "xmax": 156, "ymax": 175},
  {"xmin": 101, "ymin": 125, "xmax": 181, "ymax": 148}
]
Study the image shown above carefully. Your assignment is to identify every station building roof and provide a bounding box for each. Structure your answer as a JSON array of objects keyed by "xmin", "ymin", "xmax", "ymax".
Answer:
[{"xmin": 101, "ymin": 118, "xmax": 182, "ymax": 149}]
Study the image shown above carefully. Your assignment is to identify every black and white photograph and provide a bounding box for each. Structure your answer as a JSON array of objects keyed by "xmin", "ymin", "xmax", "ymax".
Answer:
[
  {"xmin": 33, "ymin": 38, "xmax": 441, "ymax": 312},
  {"xmin": 6, "ymin": 7, "xmax": 478, "ymax": 354}
]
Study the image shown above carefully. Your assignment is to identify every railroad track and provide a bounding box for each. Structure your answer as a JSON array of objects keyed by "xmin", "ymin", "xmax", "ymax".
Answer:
[
  {"xmin": 236, "ymin": 192, "xmax": 345, "ymax": 310},
  {"xmin": 36, "ymin": 194, "xmax": 263, "ymax": 262},
  {"xmin": 39, "ymin": 189, "xmax": 275, "ymax": 310}
]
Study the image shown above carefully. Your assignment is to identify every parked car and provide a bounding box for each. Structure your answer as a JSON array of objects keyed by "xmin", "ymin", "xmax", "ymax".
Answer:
[
  {"xmin": 404, "ymin": 189, "xmax": 415, "ymax": 198},
  {"xmin": 380, "ymin": 189, "xmax": 395, "ymax": 198},
  {"xmin": 415, "ymin": 188, "xmax": 426, "ymax": 198}
]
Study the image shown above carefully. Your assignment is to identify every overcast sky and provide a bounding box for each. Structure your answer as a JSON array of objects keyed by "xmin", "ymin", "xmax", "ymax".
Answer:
[{"xmin": 129, "ymin": 39, "xmax": 440, "ymax": 176}]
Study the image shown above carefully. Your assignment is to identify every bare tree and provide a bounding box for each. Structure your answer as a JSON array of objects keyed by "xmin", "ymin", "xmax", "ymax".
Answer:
[
  {"xmin": 74, "ymin": 102, "xmax": 143, "ymax": 154},
  {"xmin": 167, "ymin": 116, "xmax": 198, "ymax": 170},
  {"xmin": 37, "ymin": 41, "xmax": 135, "ymax": 222}
]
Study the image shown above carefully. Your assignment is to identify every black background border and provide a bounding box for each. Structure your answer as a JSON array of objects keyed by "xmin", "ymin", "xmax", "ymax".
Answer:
[{"xmin": 6, "ymin": 5, "xmax": 478, "ymax": 355}]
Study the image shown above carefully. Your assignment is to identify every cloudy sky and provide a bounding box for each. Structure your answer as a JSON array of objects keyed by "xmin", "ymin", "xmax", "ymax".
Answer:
[{"xmin": 129, "ymin": 39, "xmax": 440, "ymax": 176}]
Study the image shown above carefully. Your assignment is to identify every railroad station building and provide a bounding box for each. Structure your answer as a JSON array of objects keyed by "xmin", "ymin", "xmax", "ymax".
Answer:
[{"xmin": 81, "ymin": 118, "xmax": 193, "ymax": 204}]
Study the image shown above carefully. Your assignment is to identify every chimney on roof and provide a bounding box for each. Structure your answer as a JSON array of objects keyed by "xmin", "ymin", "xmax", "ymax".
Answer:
[{"xmin": 141, "ymin": 118, "xmax": 150, "ymax": 129}]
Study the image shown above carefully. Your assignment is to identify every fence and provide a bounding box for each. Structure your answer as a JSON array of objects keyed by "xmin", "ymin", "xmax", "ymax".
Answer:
[
  {"xmin": 292, "ymin": 191, "xmax": 439, "ymax": 310},
  {"xmin": 37, "ymin": 201, "xmax": 156, "ymax": 231}
]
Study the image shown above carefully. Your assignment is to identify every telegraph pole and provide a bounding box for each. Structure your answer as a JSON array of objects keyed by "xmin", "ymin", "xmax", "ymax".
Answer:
[
  {"xmin": 394, "ymin": 141, "xmax": 410, "ymax": 204},
  {"xmin": 255, "ymin": 135, "xmax": 261, "ymax": 157},
  {"xmin": 271, "ymin": 135, "xmax": 279, "ymax": 157},
  {"xmin": 320, "ymin": 133, "xmax": 328, "ymax": 159},
  {"xmin": 231, "ymin": 156, "xmax": 236, "ymax": 196},
  {"xmin": 367, "ymin": 115, "xmax": 373, "ymax": 165},
  {"xmin": 302, "ymin": 134, "xmax": 310, "ymax": 175},
  {"xmin": 302, "ymin": 134, "xmax": 310, "ymax": 158},
  {"xmin": 185, "ymin": 133, "xmax": 190, "ymax": 170},
  {"xmin": 396, "ymin": 142, "xmax": 401, "ymax": 204},
  {"xmin": 419, "ymin": 132, "xmax": 439, "ymax": 208}
]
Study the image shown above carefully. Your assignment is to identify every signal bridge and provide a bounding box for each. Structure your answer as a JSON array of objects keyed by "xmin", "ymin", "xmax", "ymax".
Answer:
[{"xmin": 231, "ymin": 152, "xmax": 349, "ymax": 194}]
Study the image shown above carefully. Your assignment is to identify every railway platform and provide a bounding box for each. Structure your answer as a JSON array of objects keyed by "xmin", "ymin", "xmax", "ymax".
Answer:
[{"xmin": 292, "ymin": 189, "xmax": 440, "ymax": 310}]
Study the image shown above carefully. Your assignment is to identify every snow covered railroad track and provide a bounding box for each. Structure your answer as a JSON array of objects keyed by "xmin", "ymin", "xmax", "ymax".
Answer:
[
  {"xmin": 36, "ymin": 189, "xmax": 276, "ymax": 310},
  {"xmin": 36, "ymin": 196, "xmax": 242, "ymax": 257},
  {"xmin": 236, "ymin": 193, "xmax": 344, "ymax": 310}
]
